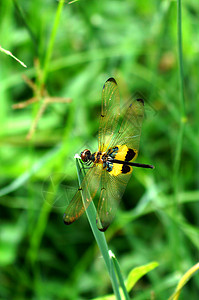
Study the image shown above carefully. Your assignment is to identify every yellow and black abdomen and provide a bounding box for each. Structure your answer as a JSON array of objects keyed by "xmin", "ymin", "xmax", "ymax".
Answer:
[{"xmin": 107, "ymin": 145, "xmax": 138, "ymax": 176}]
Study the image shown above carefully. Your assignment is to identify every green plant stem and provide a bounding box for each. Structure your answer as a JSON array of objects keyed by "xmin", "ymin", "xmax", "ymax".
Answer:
[
  {"xmin": 41, "ymin": 0, "xmax": 65, "ymax": 86},
  {"xmin": 173, "ymin": 0, "xmax": 186, "ymax": 185},
  {"xmin": 110, "ymin": 251, "xmax": 130, "ymax": 300},
  {"xmin": 171, "ymin": 0, "xmax": 186, "ymax": 270},
  {"xmin": 13, "ymin": 0, "xmax": 38, "ymax": 54},
  {"xmin": 76, "ymin": 158, "xmax": 123, "ymax": 300}
]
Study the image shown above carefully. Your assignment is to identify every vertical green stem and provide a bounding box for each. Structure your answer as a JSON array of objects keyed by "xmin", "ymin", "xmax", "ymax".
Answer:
[
  {"xmin": 173, "ymin": 0, "xmax": 186, "ymax": 183},
  {"xmin": 171, "ymin": 0, "xmax": 187, "ymax": 269},
  {"xmin": 13, "ymin": 0, "xmax": 38, "ymax": 53},
  {"xmin": 177, "ymin": 0, "xmax": 186, "ymax": 118},
  {"xmin": 76, "ymin": 158, "xmax": 123, "ymax": 300},
  {"xmin": 110, "ymin": 251, "xmax": 130, "ymax": 300},
  {"xmin": 41, "ymin": 0, "xmax": 65, "ymax": 85}
]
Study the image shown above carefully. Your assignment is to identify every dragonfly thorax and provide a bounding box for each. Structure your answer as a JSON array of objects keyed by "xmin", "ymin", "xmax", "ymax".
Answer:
[{"xmin": 81, "ymin": 149, "xmax": 106, "ymax": 165}]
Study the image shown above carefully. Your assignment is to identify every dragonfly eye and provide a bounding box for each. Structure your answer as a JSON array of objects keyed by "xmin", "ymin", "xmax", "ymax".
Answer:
[{"xmin": 81, "ymin": 149, "xmax": 91, "ymax": 162}]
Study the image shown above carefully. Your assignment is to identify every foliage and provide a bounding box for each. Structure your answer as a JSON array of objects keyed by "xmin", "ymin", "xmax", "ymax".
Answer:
[{"xmin": 0, "ymin": 0, "xmax": 199, "ymax": 299}]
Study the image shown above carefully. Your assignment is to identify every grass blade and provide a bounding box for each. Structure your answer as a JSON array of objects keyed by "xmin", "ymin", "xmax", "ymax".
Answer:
[{"xmin": 75, "ymin": 158, "xmax": 122, "ymax": 300}]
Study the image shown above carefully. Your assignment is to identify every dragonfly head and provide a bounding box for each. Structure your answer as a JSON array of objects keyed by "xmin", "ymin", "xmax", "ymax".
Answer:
[{"xmin": 81, "ymin": 149, "xmax": 91, "ymax": 162}]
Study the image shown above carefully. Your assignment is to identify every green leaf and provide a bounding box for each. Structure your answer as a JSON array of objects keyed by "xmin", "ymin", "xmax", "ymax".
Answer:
[
  {"xmin": 169, "ymin": 262, "xmax": 199, "ymax": 300},
  {"xmin": 126, "ymin": 261, "xmax": 159, "ymax": 292}
]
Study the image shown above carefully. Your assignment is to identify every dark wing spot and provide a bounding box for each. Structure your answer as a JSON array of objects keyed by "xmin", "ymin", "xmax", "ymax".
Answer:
[
  {"xmin": 63, "ymin": 213, "xmax": 72, "ymax": 225},
  {"xmin": 136, "ymin": 98, "xmax": 144, "ymax": 105},
  {"xmin": 125, "ymin": 149, "xmax": 136, "ymax": 161},
  {"xmin": 122, "ymin": 164, "xmax": 131, "ymax": 174},
  {"xmin": 98, "ymin": 224, "xmax": 109, "ymax": 232},
  {"xmin": 107, "ymin": 77, "xmax": 117, "ymax": 84}
]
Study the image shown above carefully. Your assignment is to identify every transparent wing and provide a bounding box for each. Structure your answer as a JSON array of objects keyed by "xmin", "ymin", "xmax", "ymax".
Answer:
[
  {"xmin": 97, "ymin": 99, "xmax": 145, "ymax": 231},
  {"xmin": 63, "ymin": 164, "xmax": 102, "ymax": 225},
  {"xmin": 109, "ymin": 99, "xmax": 145, "ymax": 154},
  {"xmin": 98, "ymin": 78, "xmax": 120, "ymax": 152},
  {"xmin": 96, "ymin": 170, "xmax": 132, "ymax": 231}
]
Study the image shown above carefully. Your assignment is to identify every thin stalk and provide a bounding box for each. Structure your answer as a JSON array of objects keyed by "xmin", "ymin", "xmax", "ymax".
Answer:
[
  {"xmin": 75, "ymin": 158, "xmax": 123, "ymax": 300},
  {"xmin": 41, "ymin": 0, "xmax": 65, "ymax": 85},
  {"xmin": 13, "ymin": 0, "xmax": 38, "ymax": 54},
  {"xmin": 109, "ymin": 251, "xmax": 130, "ymax": 300},
  {"xmin": 173, "ymin": 0, "xmax": 186, "ymax": 192},
  {"xmin": 171, "ymin": 0, "xmax": 187, "ymax": 269}
]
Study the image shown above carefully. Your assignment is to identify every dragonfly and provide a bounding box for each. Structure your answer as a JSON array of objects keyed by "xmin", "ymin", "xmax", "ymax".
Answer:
[{"xmin": 63, "ymin": 77, "xmax": 154, "ymax": 231}]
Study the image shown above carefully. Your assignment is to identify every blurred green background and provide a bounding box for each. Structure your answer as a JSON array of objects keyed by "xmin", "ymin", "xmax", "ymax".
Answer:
[{"xmin": 0, "ymin": 0, "xmax": 199, "ymax": 299}]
